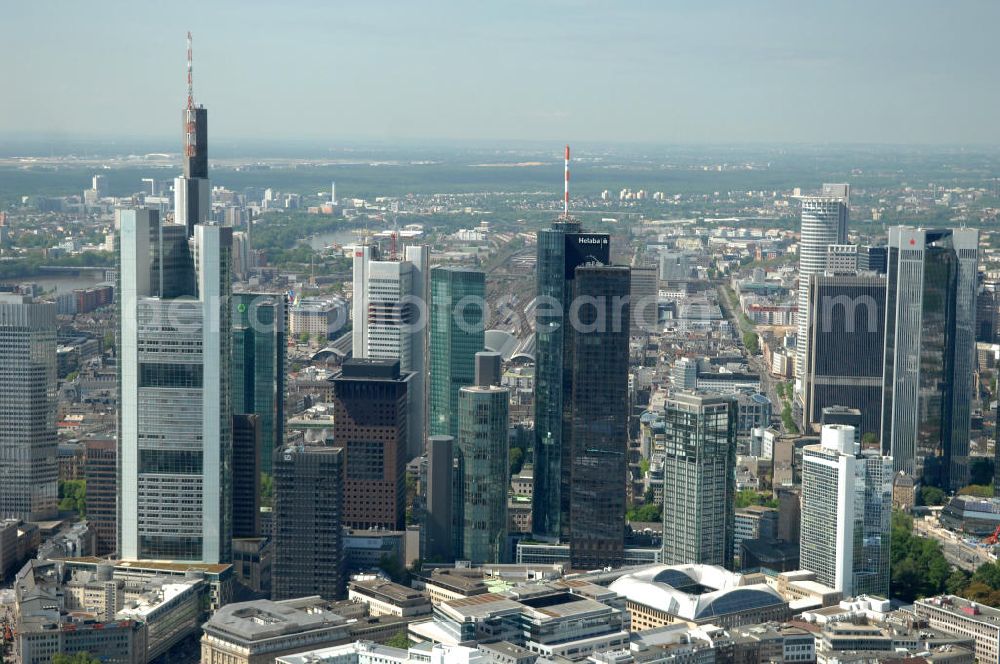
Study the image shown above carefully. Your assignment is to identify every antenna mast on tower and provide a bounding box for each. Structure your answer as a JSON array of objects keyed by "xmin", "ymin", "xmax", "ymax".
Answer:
[
  {"xmin": 186, "ymin": 31, "xmax": 194, "ymax": 110},
  {"xmin": 563, "ymin": 144, "xmax": 570, "ymax": 218}
]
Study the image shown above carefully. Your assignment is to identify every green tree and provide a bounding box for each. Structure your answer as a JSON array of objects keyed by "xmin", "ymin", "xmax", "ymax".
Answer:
[
  {"xmin": 58, "ymin": 480, "xmax": 86, "ymax": 517},
  {"xmin": 509, "ymin": 447, "xmax": 524, "ymax": 477},
  {"xmin": 742, "ymin": 331, "xmax": 759, "ymax": 354},
  {"xmin": 385, "ymin": 631, "xmax": 411, "ymax": 650},
  {"xmin": 861, "ymin": 432, "xmax": 879, "ymax": 449},
  {"xmin": 260, "ymin": 472, "xmax": 273, "ymax": 508},
  {"xmin": 918, "ymin": 486, "xmax": 946, "ymax": 506},
  {"xmin": 626, "ymin": 503, "xmax": 662, "ymax": 523}
]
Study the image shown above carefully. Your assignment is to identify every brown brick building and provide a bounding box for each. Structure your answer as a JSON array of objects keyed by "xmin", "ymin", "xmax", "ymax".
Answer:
[{"xmin": 332, "ymin": 359, "xmax": 410, "ymax": 530}]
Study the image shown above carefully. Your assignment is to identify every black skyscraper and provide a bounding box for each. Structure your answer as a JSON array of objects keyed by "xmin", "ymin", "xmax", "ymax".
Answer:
[{"xmin": 568, "ymin": 264, "xmax": 630, "ymax": 569}]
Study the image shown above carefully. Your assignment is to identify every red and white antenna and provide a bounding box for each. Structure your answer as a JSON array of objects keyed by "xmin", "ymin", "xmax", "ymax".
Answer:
[
  {"xmin": 563, "ymin": 144, "xmax": 570, "ymax": 217},
  {"xmin": 186, "ymin": 31, "xmax": 194, "ymax": 110}
]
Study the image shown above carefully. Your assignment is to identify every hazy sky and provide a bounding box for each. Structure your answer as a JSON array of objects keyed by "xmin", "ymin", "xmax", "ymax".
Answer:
[{"xmin": 4, "ymin": 0, "xmax": 999, "ymax": 146}]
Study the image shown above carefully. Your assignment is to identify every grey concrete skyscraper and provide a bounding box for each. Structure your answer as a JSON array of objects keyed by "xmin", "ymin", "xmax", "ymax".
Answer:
[
  {"xmin": 532, "ymin": 220, "xmax": 610, "ymax": 541},
  {"xmin": 795, "ymin": 187, "xmax": 849, "ymax": 381},
  {"xmin": 568, "ymin": 265, "xmax": 630, "ymax": 570},
  {"xmin": 272, "ymin": 442, "xmax": 345, "ymax": 600},
  {"xmin": 661, "ymin": 392, "xmax": 737, "ymax": 569},
  {"xmin": 882, "ymin": 227, "xmax": 978, "ymax": 490},
  {"xmin": 800, "ymin": 425, "xmax": 892, "ymax": 597},
  {"xmin": 0, "ymin": 294, "xmax": 58, "ymax": 521},
  {"xmin": 118, "ymin": 208, "xmax": 233, "ymax": 563}
]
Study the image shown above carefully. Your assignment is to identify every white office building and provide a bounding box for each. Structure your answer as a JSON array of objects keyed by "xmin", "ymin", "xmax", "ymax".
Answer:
[
  {"xmin": 118, "ymin": 208, "xmax": 232, "ymax": 563},
  {"xmin": 352, "ymin": 244, "xmax": 429, "ymax": 459},
  {"xmin": 800, "ymin": 424, "xmax": 892, "ymax": 598},
  {"xmin": 795, "ymin": 187, "xmax": 848, "ymax": 381}
]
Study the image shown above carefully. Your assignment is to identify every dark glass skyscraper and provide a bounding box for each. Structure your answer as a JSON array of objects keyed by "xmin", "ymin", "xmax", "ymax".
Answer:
[
  {"xmin": 568, "ymin": 265, "xmax": 630, "ymax": 569},
  {"xmin": 272, "ymin": 442, "xmax": 345, "ymax": 600},
  {"xmin": 532, "ymin": 220, "xmax": 610, "ymax": 540},
  {"xmin": 804, "ymin": 273, "xmax": 886, "ymax": 438},
  {"xmin": 231, "ymin": 292, "xmax": 286, "ymax": 474},
  {"xmin": 882, "ymin": 227, "xmax": 978, "ymax": 490},
  {"xmin": 430, "ymin": 267, "xmax": 485, "ymax": 438},
  {"xmin": 232, "ymin": 414, "xmax": 261, "ymax": 539}
]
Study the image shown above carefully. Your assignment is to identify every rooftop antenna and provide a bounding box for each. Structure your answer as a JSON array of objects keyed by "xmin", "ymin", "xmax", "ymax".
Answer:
[
  {"xmin": 186, "ymin": 31, "xmax": 194, "ymax": 111},
  {"xmin": 563, "ymin": 144, "xmax": 570, "ymax": 218}
]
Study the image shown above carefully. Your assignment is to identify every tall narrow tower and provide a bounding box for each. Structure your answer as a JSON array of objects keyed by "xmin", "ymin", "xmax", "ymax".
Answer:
[
  {"xmin": 175, "ymin": 32, "xmax": 210, "ymax": 236},
  {"xmin": 532, "ymin": 147, "xmax": 611, "ymax": 541}
]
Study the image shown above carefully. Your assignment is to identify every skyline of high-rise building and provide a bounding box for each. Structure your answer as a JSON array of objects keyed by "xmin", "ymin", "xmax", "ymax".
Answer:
[
  {"xmin": 661, "ymin": 391, "xmax": 737, "ymax": 569},
  {"xmin": 430, "ymin": 266, "xmax": 485, "ymax": 439},
  {"xmin": 568, "ymin": 264, "xmax": 630, "ymax": 570},
  {"xmin": 352, "ymin": 243, "xmax": 429, "ymax": 460},
  {"xmin": 795, "ymin": 187, "xmax": 849, "ymax": 383},
  {"xmin": 804, "ymin": 272, "xmax": 887, "ymax": 437},
  {"xmin": 331, "ymin": 358, "xmax": 410, "ymax": 531},
  {"xmin": 0, "ymin": 294, "xmax": 58, "ymax": 522},
  {"xmin": 882, "ymin": 226, "xmax": 978, "ymax": 490},
  {"xmin": 271, "ymin": 441, "xmax": 345, "ymax": 600},
  {"xmin": 456, "ymin": 374, "xmax": 509, "ymax": 564},
  {"xmin": 118, "ymin": 208, "xmax": 233, "ymax": 563},
  {"xmin": 800, "ymin": 424, "xmax": 892, "ymax": 598},
  {"xmin": 231, "ymin": 292, "xmax": 286, "ymax": 475},
  {"xmin": 532, "ymin": 219, "xmax": 611, "ymax": 541}
]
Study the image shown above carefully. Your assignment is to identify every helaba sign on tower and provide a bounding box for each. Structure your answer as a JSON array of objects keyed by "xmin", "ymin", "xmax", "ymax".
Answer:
[{"xmin": 565, "ymin": 233, "xmax": 610, "ymax": 278}]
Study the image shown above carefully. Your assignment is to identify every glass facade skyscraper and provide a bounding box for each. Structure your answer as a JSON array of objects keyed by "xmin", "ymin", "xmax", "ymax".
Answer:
[
  {"xmin": 800, "ymin": 425, "xmax": 892, "ymax": 598},
  {"xmin": 457, "ymin": 384, "xmax": 509, "ymax": 563},
  {"xmin": 272, "ymin": 442, "xmax": 345, "ymax": 600},
  {"xmin": 0, "ymin": 294, "xmax": 58, "ymax": 522},
  {"xmin": 231, "ymin": 292, "xmax": 285, "ymax": 474},
  {"xmin": 804, "ymin": 273, "xmax": 886, "ymax": 437},
  {"xmin": 118, "ymin": 209, "xmax": 233, "ymax": 563},
  {"xmin": 568, "ymin": 265, "xmax": 630, "ymax": 570},
  {"xmin": 661, "ymin": 392, "xmax": 736, "ymax": 569},
  {"xmin": 882, "ymin": 227, "xmax": 978, "ymax": 489},
  {"xmin": 532, "ymin": 220, "xmax": 610, "ymax": 540},
  {"xmin": 430, "ymin": 267, "xmax": 485, "ymax": 438}
]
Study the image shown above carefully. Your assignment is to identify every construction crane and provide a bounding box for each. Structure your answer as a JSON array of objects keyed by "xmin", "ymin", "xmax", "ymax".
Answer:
[{"xmin": 984, "ymin": 524, "xmax": 1000, "ymax": 546}]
